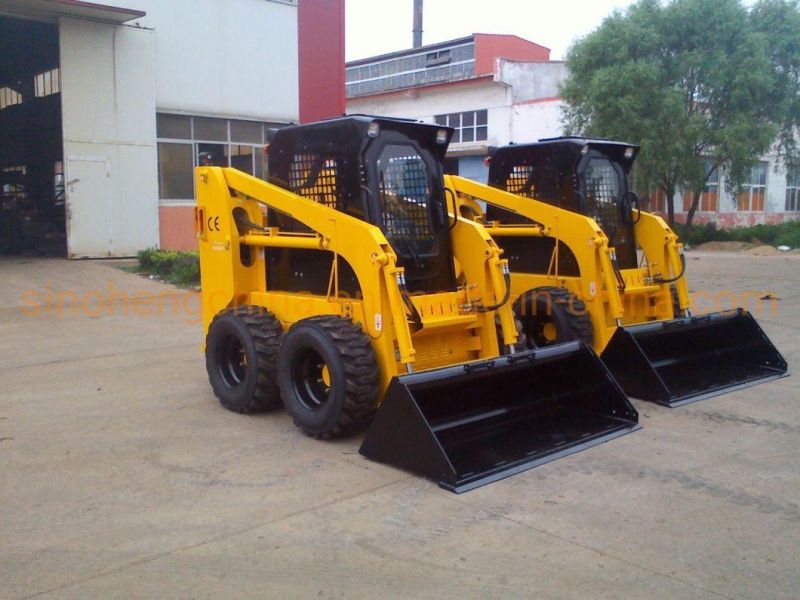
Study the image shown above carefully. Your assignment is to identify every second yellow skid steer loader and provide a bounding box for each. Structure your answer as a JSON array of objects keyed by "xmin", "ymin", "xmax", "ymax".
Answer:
[
  {"xmin": 452, "ymin": 137, "xmax": 786, "ymax": 407},
  {"xmin": 195, "ymin": 117, "xmax": 638, "ymax": 492}
]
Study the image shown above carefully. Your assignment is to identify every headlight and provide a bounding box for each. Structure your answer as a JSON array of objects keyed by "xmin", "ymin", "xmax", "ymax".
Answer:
[
  {"xmin": 624, "ymin": 146, "xmax": 635, "ymax": 159},
  {"xmin": 436, "ymin": 129, "xmax": 449, "ymax": 144},
  {"xmin": 367, "ymin": 122, "xmax": 380, "ymax": 138}
]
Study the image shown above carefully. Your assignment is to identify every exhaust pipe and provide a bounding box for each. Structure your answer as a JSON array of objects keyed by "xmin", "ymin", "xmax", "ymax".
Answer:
[
  {"xmin": 412, "ymin": 0, "xmax": 423, "ymax": 48},
  {"xmin": 360, "ymin": 342, "xmax": 639, "ymax": 493}
]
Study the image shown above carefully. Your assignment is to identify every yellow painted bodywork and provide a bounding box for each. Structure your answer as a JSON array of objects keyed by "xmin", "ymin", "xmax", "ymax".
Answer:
[
  {"xmin": 445, "ymin": 175, "xmax": 690, "ymax": 353},
  {"xmin": 195, "ymin": 167, "xmax": 519, "ymax": 398}
]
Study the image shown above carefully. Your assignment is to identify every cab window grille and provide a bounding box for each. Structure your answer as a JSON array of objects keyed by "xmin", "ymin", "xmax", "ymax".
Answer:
[
  {"xmin": 584, "ymin": 157, "xmax": 623, "ymax": 249},
  {"xmin": 506, "ymin": 165, "xmax": 532, "ymax": 196},
  {"xmin": 491, "ymin": 164, "xmax": 537, "ymax": 225},
  {"xmin": 377, "ymin": 145, "xmax": 435, "ymax": 252},
  {"xmin": 529, "ymin": 166, "xmax": 562, "ymax": 205},
  {"xmin": 288, "ymin": 153, "xmax": 342, "ymax": 210}
]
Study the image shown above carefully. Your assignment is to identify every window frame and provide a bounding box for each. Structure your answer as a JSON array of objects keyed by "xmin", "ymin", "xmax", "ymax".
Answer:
[
  {"xmin": 156, "ymin": 114, "xmax": 285, "ymax": 202},
  {"xmin": 425, "ymin": 50, "xmax": 451, "ymax": 68},
  {"xmin": 736, "ymin": 161, "xmax": 768, "ymax": 212},
  {"xmin": 682, "ymin": 160, "xmax": 720, "ymax": 212},
  {"xmin": 785, "ymin": 166, "xmax": 800, "ymax": 212},
  {"xmin": 157, "ymin": 141, "xmax": 195, "ymax": 201},
  {"xmin": 434, "ymin": 109, "xmax": 488, "ymax": 144},
  {"xmin": 34, "ymin": 68, "xmax": 60, "ymax": 98},
  {"xmin": 0, "ymin": 86, "xmax": 22, "ymax": 110}
]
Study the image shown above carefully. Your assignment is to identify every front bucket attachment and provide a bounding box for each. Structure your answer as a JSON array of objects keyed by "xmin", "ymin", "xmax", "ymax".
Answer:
[
  {"xmin": 601, "ymin": 309, "xmax": 788, "ymax": 407},
  {"xmin": 360, "ymin": 342, "xmax": 639, "ymax": 493}
]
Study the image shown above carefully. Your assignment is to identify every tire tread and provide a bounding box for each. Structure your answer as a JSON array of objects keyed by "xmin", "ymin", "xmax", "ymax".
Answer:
[
  {"xmin": 516, "ymin": 286, "xmax": 594, "ymax": 346},
  {"xmin": 286, "ymin": 315, "xmax": 380, "ymax": 439},
  {"xmin": 207, "ymin": 305, "xmax": 283, "ymax": 413}
]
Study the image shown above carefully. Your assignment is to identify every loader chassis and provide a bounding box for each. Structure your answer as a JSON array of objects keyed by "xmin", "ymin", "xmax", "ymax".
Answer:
[
  {"xmin": 468, "ymin": 137, "xmax": 788, "ymax": 406},
  {"xmin": 195, "ymin": 117, "xmax": 639, "ymax": 491}
]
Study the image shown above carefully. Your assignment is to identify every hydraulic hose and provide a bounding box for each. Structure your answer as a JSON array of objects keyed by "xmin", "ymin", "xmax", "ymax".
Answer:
[
  {"xmin": 444, "ymin": 187, "xmax": 458, "ymax": 231},
  {"xmin": 396, "ymin": 272, "xmax": 423, "ymax": 327},
  {"xmin": 234, "ymin": 211, "xmax": 269, "ymax": 232},
  {"xmin": 478, "ymin": 270, "xmax": 512, "ymax": 312},
  {"xmin": 653, "ymin": 251, "xmax": 687, "ymax": 284},
  {"xmin": 609, "ymin": 250, "xmax": 627, "ymax": 292}
]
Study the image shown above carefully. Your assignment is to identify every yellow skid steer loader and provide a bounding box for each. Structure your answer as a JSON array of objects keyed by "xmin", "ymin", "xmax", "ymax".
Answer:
[
  {"xmin": 451, "ymin": 137, "xmax": 787, "ymax": 407},
  {"xmin": 195, "ymin": 118, "xmax": 638, "ymax": 492}
]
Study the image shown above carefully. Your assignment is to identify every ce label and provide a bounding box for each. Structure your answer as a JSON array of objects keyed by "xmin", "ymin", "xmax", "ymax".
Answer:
[{"xmin": 207, "ymin": 216, "xmax": 220, "ymax": 232}]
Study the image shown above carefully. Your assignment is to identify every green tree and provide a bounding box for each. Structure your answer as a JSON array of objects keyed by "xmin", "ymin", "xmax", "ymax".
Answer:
[
  {"xmin": 751, "ymin": 0, "xmax": 800, "ymax": 164},
  {"xmin": 561, "ymin": 0, "xmax": 788, "ymax": 226}
]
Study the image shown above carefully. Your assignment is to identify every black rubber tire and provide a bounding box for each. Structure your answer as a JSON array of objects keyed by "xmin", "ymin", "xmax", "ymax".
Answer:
[
  {"xmin": 205, "ymin": 305, "xmax": 283, "ymax": 413},
  {"xmin": 514, "ymin": 286, "xmax": 594, "ymax": 347},
  {"xmin": 278, "ymin": 315, "xmax": 380, "ymax": 439},
  {"xmin": 495, "ymin": 313, "xmax": 529, "ymax": 354}
]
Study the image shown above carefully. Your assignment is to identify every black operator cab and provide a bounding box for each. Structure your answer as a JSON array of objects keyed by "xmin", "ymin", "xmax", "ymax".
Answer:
[
  {"xmin": 488, "ymin": 137, "xmax": 640, "ymax": 269},
  {"xmin": 267, "ymin": 116, "xmax": 456, "ymax": 294}
]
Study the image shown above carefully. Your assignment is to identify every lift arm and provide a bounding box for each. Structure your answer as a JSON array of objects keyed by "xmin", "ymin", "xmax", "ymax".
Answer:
[
  {"xmin": 195, "ymin": 167, "xmax": 416, "ymax": 363},
  {"xmin": 633, "ymin": 211, "xmax": 690, "ymax": 312},
  {"xmin": 446, "ymin": 175, "xmax": 625, "ymax": 319}
]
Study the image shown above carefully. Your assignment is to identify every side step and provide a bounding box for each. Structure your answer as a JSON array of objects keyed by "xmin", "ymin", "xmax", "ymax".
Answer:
[
  {"xmin": 601, "ymin": 309, "xmax": 788, "ymax": 407},
  {"xmin": 360, "ymin": 342, "xmax": 639, "ymax": 493}
]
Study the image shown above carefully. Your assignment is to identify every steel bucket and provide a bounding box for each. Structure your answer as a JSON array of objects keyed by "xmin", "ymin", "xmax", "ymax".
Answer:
[
  {"xmin": 360, "ymin": 342, "xmax": 639, "ymax": 493},
  {"xmin": 601, "ymin": 309, "xmax": 788, "ymax": 407}
]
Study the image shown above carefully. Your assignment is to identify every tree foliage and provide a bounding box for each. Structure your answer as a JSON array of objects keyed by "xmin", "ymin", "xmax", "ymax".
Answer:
[
  {"xmin": 561, "ymin": 0, "xmax": 800, "ymax": 225},
  {"xmin": 751, "ymin": 0, "xmax": 800, "ymax": 163}
]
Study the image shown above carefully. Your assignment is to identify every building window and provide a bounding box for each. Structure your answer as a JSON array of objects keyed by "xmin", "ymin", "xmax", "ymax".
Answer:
[
  {"xmin": 434, "ymin": 110, "xmax": 488, "ymax": 143},
  {"xmin": 197, "ymin": 143, "xmax": 227, "ymax": 167},
  {"xmin": 157, "ymin": 114, "xmax": 191, "ymax": 139},
  {"xmin": 230, "ymin": 120, "xmax": 263, "ymax": 144},
  {"xmin": 157, "ymin": 143, "xmax": 194, "ymax": 200},
  {"xmin": 228, "ymin": 145, "xmax": 255, "ymax": 174},
  {"xmin": 34, "ymin": 68, "xmax": 60, "ymax": 97},
  {"xmin": 0, "ymin": 87, "xmax": 22, "ymax": 110},
  {"xmin": 786, "ymin": 166, "xmax": 800, "ymax": 211},
  {"xmin": 346, "ymin": 42, "xmax": 476, "ymax": 97},
  {"xmin": 156, "ymin": 113, "xmax": 287, "ymax": 200},
  {"xmin": 700, "ymin": 162, "xmax": 719, "ymax": 211},
  {"xmin": 683, "ymin": 160, "xmax": 719, "ymax": 211},
  {"xmin": 54, "ymin": 161, "xmax": 65, "ymax": 206},
  {"xmin": 426, "ymin": 50, "xmax": 451, "ymax": 67},
  {"xmin": 193, "ymin": 117, "xmax": 228, "ymax": 142},
  {"xmin": 1, "ymin": 166, "xmax": 27, "ymax": 204},
  {"xmin": 737, "ymin": 162, "xmax": 767, "ymax": 211}
]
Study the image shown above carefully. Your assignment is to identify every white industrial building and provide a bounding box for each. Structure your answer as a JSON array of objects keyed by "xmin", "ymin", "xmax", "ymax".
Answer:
[
  {"xmin": 648, "ymin": 156, "xmax": 800, "ymax": 227},
  {"xmin": 347, "ymin": 33, "xmax": 800, "ymax": 227},
  {"xmin": 0, "ymin": 0, "xmax": 301, "ymax": 257},
  {"xmin": 346, "ymin": 34, "xmax": 567, "ymax": 184}
]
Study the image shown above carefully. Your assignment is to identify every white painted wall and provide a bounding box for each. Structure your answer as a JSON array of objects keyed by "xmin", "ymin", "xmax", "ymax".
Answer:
[
  {"xmin": 78, "ymin": 0, "xmax": 299, "ymax": 121},
  {"xmin": 347, "ymin": 79, "xmax": 510, "ymax": 150},
  {"xmin": 510, "ymin": 100, "xmax": 565, "ymax": 143},
  {"xmin": 60, "ymin": 17, "xmax": 159, "ymax": 256},
  {"xmin": 498, "ymin": 60, "xmax": 566, "ymax": 104},
  {"xmin": 347, "ymin": 60, "xmax": 568, "ymax": 152}
]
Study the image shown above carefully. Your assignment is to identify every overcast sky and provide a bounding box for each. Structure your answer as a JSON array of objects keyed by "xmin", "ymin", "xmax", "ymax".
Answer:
[{"xmin": 345, "ymin": 0, "xmax": 639, "ymax": 62}]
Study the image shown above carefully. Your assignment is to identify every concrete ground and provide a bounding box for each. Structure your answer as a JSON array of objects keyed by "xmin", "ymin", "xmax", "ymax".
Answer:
[{"xmin": 0, "ymin": 252, "xmax": 798, "ymax": 599}]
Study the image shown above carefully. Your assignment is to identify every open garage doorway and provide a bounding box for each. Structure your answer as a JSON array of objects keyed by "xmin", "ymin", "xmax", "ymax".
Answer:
[{"xmin": 0, "ymin": 15, "xmax": 65, "ymax": 255}]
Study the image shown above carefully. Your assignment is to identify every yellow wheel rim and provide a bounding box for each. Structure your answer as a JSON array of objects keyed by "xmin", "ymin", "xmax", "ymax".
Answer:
[
  {"xmin": 321, "ymin": 364, "xmax": 331, "ymax": 388},
  {"xmin": 543, "ymin": 322, "xmax": 558, "ymax": 342}
]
